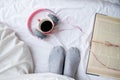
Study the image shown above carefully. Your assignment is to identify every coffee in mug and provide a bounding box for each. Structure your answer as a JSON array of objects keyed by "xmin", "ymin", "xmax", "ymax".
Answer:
[{"xmin": 37, "ymin": 19, "xmax": 54, "ymax": 34}]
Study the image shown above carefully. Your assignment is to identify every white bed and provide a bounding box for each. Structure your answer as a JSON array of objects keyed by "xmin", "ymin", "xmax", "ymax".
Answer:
[{"xmin": 0, "ymin": 0, "xmax": 120, "ymax": 80}]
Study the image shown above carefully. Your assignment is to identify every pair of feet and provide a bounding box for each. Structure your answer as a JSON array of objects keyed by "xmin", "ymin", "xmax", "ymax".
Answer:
[{"xmin": 49, "ymin": 46, "xmax": 80, "ymax": 78}]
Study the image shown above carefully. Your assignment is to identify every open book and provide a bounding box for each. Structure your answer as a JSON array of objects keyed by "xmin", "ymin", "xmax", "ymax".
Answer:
[{"xmin": 87, "ymin": 14, "xmax": 120, "ymax": 78}]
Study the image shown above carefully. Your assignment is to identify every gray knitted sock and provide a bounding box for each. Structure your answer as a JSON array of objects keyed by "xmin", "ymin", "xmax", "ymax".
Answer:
[
  {"xmin": 49, "ymin": 46, "xmax": 65, "ymax": 74},
  {"xmin": 64, "ymin": 47, "xmax": 80, "ymax": 78}
]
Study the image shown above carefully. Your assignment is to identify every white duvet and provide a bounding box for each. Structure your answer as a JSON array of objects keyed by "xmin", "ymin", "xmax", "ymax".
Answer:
[
  {"xmin": 0, "ymin": 23, "xmax": 33, "ymax": 77},
  {"xmin": 0, "ymin": 0, "xmax": 120, "ymax": 80},
  {"xmin": 1, "ymin": 73, "xmax": 74, "ymax": 80}
]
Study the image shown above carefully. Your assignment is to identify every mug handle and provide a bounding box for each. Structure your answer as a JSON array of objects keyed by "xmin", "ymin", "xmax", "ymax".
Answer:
[
  {"xmin": 33, "ymin": 29, "xmax": 47, "ymax": 39},
  {"xmin": 48, "ymin": 14, "xmax": 59, "ymax": 25}
]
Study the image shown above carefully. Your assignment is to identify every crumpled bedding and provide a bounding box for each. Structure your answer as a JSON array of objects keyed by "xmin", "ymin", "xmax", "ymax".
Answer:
[
  {"xmin": 0, "ymin": 0, "xmax": 120, "ymax": 80},
  {"xmin": 0, "ymin": 23, "xmax": 34, "ymax": 77},
  {"xmin": 0, "ymin": 73, "xmax": 74, "ymax": 80}
]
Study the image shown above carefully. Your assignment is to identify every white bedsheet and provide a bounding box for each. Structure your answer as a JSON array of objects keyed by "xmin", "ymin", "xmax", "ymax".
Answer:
[
  {"xmin": 0, "ymin": 0, "xmax": 120, "ymax": 80},
  {"xmin": 0, "ymin": 73, "xmax": 74, "ymax": 80}
]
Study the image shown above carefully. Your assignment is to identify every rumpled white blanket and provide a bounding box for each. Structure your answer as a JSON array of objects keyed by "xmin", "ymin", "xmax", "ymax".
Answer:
[
  {"xmin": 0, "ymin": 73, "xmax": 74, "ymax": 80},
  {"xmin": 0, "ymin": 23, "xmax": 34, "ymax": 76}
]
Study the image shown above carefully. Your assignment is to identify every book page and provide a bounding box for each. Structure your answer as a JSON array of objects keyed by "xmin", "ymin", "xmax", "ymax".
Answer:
[{"xmin": 87, "ymin": 14, "xmax": 120, "ymax": 78}]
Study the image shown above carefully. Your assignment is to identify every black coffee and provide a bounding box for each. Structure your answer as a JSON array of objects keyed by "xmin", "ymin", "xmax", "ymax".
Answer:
[{"xmin": 40, "ymin": 21, "xmax": 53, "ymax": 32}]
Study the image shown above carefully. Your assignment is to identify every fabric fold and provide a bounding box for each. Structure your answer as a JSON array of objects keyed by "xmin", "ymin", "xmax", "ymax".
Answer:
[{"xmin": 0, "ymin": 23, "xmax": 34, "ymax": 77}]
